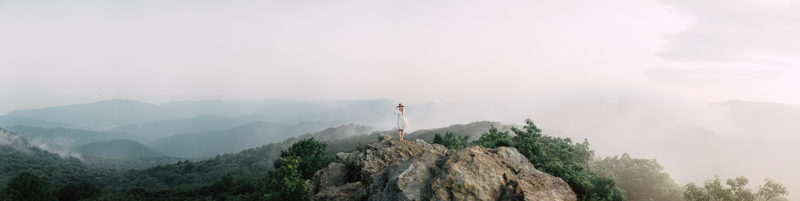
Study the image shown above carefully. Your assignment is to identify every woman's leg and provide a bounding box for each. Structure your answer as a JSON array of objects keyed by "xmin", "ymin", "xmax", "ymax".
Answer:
[{"xmin": 399, "ymin": 129, "xmax": 404, "ymax": 141}]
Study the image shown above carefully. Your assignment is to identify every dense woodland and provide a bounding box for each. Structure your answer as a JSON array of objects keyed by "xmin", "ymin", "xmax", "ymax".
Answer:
[{"xmin": 1, "ymin": 119, "xmax": 790, "ymax": 201}]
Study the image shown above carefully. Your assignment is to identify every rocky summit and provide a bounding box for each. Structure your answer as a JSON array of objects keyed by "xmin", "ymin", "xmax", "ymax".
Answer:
[{"xmin": 310, "ymin": 133, "xmax": 577, "ymax": 201}]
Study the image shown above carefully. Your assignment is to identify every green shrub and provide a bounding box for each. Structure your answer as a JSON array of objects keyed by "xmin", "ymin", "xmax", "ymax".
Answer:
[
  {"xmin": 683, "ymin": 176, "xmax": 788, "ymax": 201},
  {"xmin": 511, "ymin": 118, "xmax": 625, "ymax": 201},
  {"xmin": 274, "ymin": 138, "xmax": 335, "ymax": 180},
  {"xmin": 2, "ymin": 171, "xmax": 56, "ymax": 201},
  {"xmin": 264, "ymin": 156, "xmax": 310, "ymax": 201},
  {"xmin": 471, "ymin": 124, "xmax": 514, "ymax": 149},
  {"xmin": 433, "ymin": 131, "xmax": 470, "ymax": 149},
  {"xmin": 57, "ymin": 180, "xmax": 101, "ymax": 201},
  {"xmin": 593, "ymin": 153, "xmax": 683, "ymax": 201}
]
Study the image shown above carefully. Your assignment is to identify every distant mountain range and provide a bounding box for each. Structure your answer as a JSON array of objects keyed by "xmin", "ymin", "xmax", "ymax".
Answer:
[
  {"xmin": 108, "ymin": 114, "xmax": 347, "ymax": 141},
  {"xmin": 0, "ymin": 116, "xmax": 88, "ymax": 130},
  {"xmin": 0, "ymin": 98, "xmax": 402, "ymax": 159},
  {"xmin": 147, "ymin": 121, "xmax": 361, "ymax": 158},
  {"xmin": 5, "ymin": 99, "xmax": 175, "ymax": 130},
  {"xmin": 2, "ymin": 99, "xmax": 399, "ymax": 131}
]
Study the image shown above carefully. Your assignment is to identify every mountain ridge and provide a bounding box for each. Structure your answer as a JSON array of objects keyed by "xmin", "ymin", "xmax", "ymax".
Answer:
[
  {"xmin": 147, "ymin": 121, "xmax": 349, "ymax": 158},
  {"xmin": 72, "ymin": 139, "xmax": 164, "ymax": 159}
]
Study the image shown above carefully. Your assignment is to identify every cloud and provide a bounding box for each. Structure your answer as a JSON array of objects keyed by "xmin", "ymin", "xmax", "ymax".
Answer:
[
  {"xmin": 0, "ymin": 129, "xmax": 83, "ymax": 160},
  {"xmin": 655, "ymin": 0, "xmax": 800, "ymax": 63},
  {"xmin": 0, "ymin": 129, "xmax": 32, "ymax": 154},
  {"xmin": 644, "ymin": 67, "xmax": 783, "ymax": 85},
  {"xmin": 28, "ymin": 136, "xmax": 84, "ymax": 160}
]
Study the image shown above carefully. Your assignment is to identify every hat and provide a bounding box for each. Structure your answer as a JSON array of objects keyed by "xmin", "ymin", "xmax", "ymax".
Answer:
[{"xmin": 398, "ymin": 103, "xmax": 404, "ymax": 107}]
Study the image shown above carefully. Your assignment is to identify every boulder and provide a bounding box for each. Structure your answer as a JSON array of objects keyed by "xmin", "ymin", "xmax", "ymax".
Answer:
[{"xmin": 309, "ymin": 134, "xmax": 576, "ymax": 201}]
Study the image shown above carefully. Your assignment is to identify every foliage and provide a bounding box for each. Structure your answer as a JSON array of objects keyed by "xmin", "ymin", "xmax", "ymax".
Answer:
[
  {"xmin": 1, "ymin": 171, "xmax": 55, "ymax": 201},
  {"xmin": 510, "ymin": 118, "xmax": 624, "ymax": 201},
  {"xmin": 433, "ymin": 131, "xmax": 470, "ymax": 149},
  {"xmin": 0, "ymin": 121, "xmax": 640, "ymax": 200},
  {"xmin": 758, "ymin": 178, "xmax": 789, "ymax": 201},
  {"xmin": 274, "ymin": 137, "xmax": 335, "ymax": 180},
  {"xmin": 57, "ymin": 180, "xmax": 102, "ymax": 201},
  {"xmin": 0, "ymin": 130, "xmax": 280, "ymax": 200},
  {"xmin": 354, "ymin": 141, "xmax": 365, "ymax": 152},
  {"xmin": 0, "ymin": 129, "xmax": 102, "ymax": 193},
  {"xmin": 264, "ymin": 156, "xmax": 310, "ymax": 201},
  {"xmin": 683, "ymin": 176, "xmax": 789, "ymax": 201},
  {"xmin": 471, "ymin": 125, "xmax": 514, "ymax": 149},
  {"xmin": 72, "ymin": 139, "xmax": 163, "ymax": 159},
  {"xmin": 584, "ymin": 171, "xmax": 626, "ymax": 201},
  {"xmin": 684, "ymin": 182, "xmax": 711, "ymax": 201},
  {"xmin": 0, "ymin": 126, "xmax": 360, "ymax": 200},
  {"xmin": 593, "ymin": 153, "xmax": 684, "ymax": 201}
]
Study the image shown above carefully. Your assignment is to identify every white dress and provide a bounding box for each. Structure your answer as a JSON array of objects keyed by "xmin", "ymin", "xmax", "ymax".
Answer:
[{"xmin": 395, "ymin": 108, "xmax": 410, "ymax": 130}]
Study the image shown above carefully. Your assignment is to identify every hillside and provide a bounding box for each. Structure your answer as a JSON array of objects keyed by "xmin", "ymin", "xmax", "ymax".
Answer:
[
  {"xmin": 72, "ymin": 139, "xmax": 164, "ymax": 159},
  {"xmin": 1, "ymin": 121, "xmax": 672, "ymax": 200},
  {"xmin": 99, "ymin": 124, "xmax": 379, "ymax": 192},
  {"xmin": 108, "ymin": 114, "xmax": 344, "ymax": 141},
  {"xmin": 405, "ymin": 121, "xmax": 513, "ymax": 142},
  {"xmin": 7, "ymin": 126, "xmax": 147, "ymax": 152},
  {"xmin": 100, "ymin": 123, "xmax": 486, "ymax": 192},
  {"xmin": 0, "ymin": 128, "xmax": 99, "ymax": 191},
  {"xmin": 147, "ymin": 121, "xmax": 350, "ymax": 158}
]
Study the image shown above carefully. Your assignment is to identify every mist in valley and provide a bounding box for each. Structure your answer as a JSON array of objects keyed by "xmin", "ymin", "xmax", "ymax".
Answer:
[{"xmin": 1, "ymin": 0, "xmax": 799, "ymax": 200}]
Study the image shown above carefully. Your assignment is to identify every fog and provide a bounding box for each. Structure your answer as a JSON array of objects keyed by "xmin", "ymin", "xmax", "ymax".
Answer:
[
  {"xmin": 404, "ymin": 89, "xmax": 800, "ymax": 200},
  {"xmin": 1, "ymin": 0, "xmax": 799, "ymax": 199},
  {"xmin": 1, "ymin": 128, "xmax": 85, "ymax": 160},
  {"xmin": 26, "ymin": 136, "xmax": 85, "ymax": 160},
  {"xmin": 2, "ymin": 0, "xmax": 800, "ymax": 113},
  {"xmin": 0, "ymin": 129, "xmax": 33, "ymax": 155},
  {"xmin": 411, "ymin": 87, "xmax": 800, "ymax": 193}
]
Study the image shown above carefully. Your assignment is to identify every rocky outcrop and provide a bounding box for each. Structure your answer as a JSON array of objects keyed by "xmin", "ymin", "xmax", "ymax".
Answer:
[{"xmin": 310, "ymin": 134, "xmax": 577, "ymax": 201}]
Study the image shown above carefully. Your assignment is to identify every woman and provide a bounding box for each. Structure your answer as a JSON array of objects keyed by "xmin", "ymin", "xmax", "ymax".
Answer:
[{"xmin": 395, "ymin": 103, "xmax": 410, "ymax": 141}]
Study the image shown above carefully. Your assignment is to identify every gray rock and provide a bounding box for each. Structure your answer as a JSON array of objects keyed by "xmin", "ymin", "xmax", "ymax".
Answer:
[
  {"xmin": 311, "ymin": 162, "xmax": 347, "ymax": 193},
  {"xmin": 378, "ymin": 133, "xmax": 392, "ymax": 142},
  {"xmin": 335, "ymin": 151, "xmax": 360, "ymax": 164},
  {"xmin": 312, "ymin": 182, "xmax": 363, "ymax": 201},
  {"xmin": 368, "ymin": 148, "xmax": 446, "ymax": 201},
  {"xmin": 310, "ymin": 137, "xmax": 577, "ymax": 201}
]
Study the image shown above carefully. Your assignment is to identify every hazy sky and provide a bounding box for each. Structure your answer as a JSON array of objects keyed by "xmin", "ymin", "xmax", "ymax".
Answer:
[{"xmin": 2, "ymin": 0, "xmax": 799, "ymax": 111}]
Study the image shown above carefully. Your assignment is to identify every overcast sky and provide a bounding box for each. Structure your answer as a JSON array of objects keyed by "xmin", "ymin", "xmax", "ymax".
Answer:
[{"xmin": 1, "ymin": 0, "xmax": 799, "ymax": 112}]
